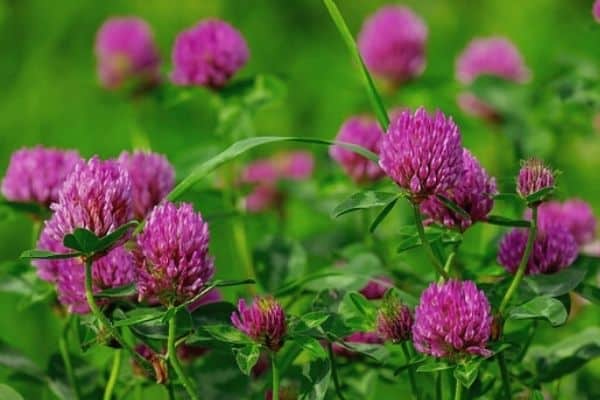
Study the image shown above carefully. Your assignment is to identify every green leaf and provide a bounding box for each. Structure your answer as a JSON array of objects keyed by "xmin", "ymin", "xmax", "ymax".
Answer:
[
  {"xmin": 530, "ymin": 327, "xmax": 600, "ymax": 382},
  {"xmin": 332, "ymin": 191, "xmax": 399, "ymax": 218},
  {"xmin": 435, "ymin": 194, "xmax": 470, "ymax": 219},
  {"xmin": 484, "ymin": 215, "xmax": 531, "ymax": 228},
  {"xmin": 112, "ymin": 308, "xmax": 165, "ymax": 328},
  {"xmin": 393, "ymin": 355, "xmax": 427, "ymax": 375},
  {"xmin": 167, "ymin": 136, "xmax": 378, "ymax": 201},
  {"xmin": 508, "ymin": 296, "xmax": 567, "ymax": 327},
  {"xmin": 530, "ymin": 390, "xmax": 544, "ymax": 400},
  {"xmin": 203, "ymin": 324, "xmax": 253, "ymax": 345},
  {"xmin": 0, "ymin": 384, "xmax": 24, "ymax": 400},
  {"xmin": 233, "ymin": 344, "xmax": 260, "ymax": 375},
  {"xmin": 20, "ymin": 249, "xmax": 81, "ymax": 260},
  {"xmin": 94, "ymin": 283, "xmax": 136, "ymax": 299},
  {"xmin": 0, "ymin": 199, "xmax": 50, "ymax": 220},
  {"xmin": 95, "ymin": 221, "xmax": 138, "ymax": 253},
  {"xmin": 369, "ymin": 195, "xmax": 400, "ymax": 233},
  {"xmin": 254, "ymin": 236, "xmax": 306, "ymax": 293},
  {"xmin": 63, "ymin": 228, "xmax": 99, "ymax": 253},
  {"xmin": 0, "ymin": 340, "xmax": 45, "ymax": 380},
  {"xmin": 575, "ymin": 283, "xmax": 600, "ymax": 305},
  {"xmin": 298, "ymin": 358, "xmax": 331, "ymax": 400},
  {"xmin": 322, "ymin": 0, "xmax": 389, "ymax": 131},
  {"xmin": 300, "ymin": 312, "xmax": 330, "ymax": 330},
  {"xmin": 214, "ymin": 278, "xmax": 257, "ymax": 288},
  {"xmin": 525, "ymin": 264, "xmax": 587, "ymax": 297},
  {"xmin": 416, "ymin": 360, "xmax": 453, "ymax": 373},
  {"xmin": 453, "ymin": 360, "xmax": 480, "ymax": 389},
  {"xmin": 292, "ymin": 336, "xmax": 328, "ymax": 360},
  {"xmin": 525, "ymin": 186, "xmax": 555, "ymax": 205},
  {"xmin": 338, "ymin": 291, "xmax": 377, "ymax": 331}
]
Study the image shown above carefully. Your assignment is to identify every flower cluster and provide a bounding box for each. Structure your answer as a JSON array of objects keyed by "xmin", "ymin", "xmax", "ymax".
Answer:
[
  {"xmin": 412, "ymin": 280, "xmax": 492, "ymax": 358},
  {"xmin": 376, "ymin": 294, "xmax": 413, "ymax": 343},
  {"xmin": 329, "ymin": 116, "xmax": 385, "ymax": 184},
  {"xmin": 531, "ymin": 199, "xmax": 596, "ymax": 246},
  {"xmin": 1, "ymin": 147, "xmax": 82, "ymax": 206},
  {"xmin": 358, "ymin": 6, "xmax": 427, "ymax": 85},
  {"xmin": 95, "ymin": 17, "xmax": 161, "ymax": 90},
  {"xmin": 231, "ymin": 297, "xmax": 287, "ymax": 352},
  {"xmin": 241, "ymin": 151, "xmax": 314, "ymax": 213},
  {"xmin": 135, "ymin": 202, "xmax": 215, "ymax": 305},
  {"xmin": 517, "ymin": 159, "xmax": 554, "ymax": 199}
]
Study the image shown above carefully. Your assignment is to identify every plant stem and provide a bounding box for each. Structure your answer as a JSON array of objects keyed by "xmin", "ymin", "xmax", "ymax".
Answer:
[
  {"xmin": 231, "ymin": 218, "xmax": 256, "ymax": 294},
  {"xmin": 327, "ymin": 343, "xmax": 346, "ymax": 400},
  {"xmin": 412, "ymin": 204, "xmax": 449, "ymax": 280},
  {"xmin": 499, "ymin": 205, "xmax": 538, "ymax": 314},
  {"xmin": 103, "ymin": 350, "xmax": 121, "ymax": 400},
  {"xmin": 454, "ymin": 378, "xmax": 463, "ymax": 400},
  {"xmin": 497, "ymin": 353, "xmax": 511, "ymax": 399},
  {"xmin": 167, "ymin": 311, "xmax": 199, "ymax": 400},
  {"xmin": 31, "ymin": 220, "xmax": 41, "ymax": 247},
  {"xmin": 83, "ymin": 258, "xmax": 152, "ymax": 374},
  {"xmin": 400, "ymin": 342, "xmax": 419, "ymax": 400},
  {"xmin": 271, "ymin": 351, "xmax": 280, "ymax": 400},
  {"xmin": 58, "ymin": 316, "xmax": 81, "ymax": 400},
  {"xmin": 434, "ymin": 371, "xmax": 442, "ymax": 400}
]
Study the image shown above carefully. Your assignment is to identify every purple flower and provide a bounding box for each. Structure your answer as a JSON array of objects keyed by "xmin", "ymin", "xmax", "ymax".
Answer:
[
  {"xmin": 360, "ymin": 276, "xmax": 393, "ymax": 300},
  {"xmin": 244, "ymin": 186, "xmax": 282, "ymax": 213},
  {"xmin": 498, "ymin": 225, "xmax": 578, "ymax": 275},
  {"xmin": 376, "ymin": 295, "xmax": 413, "ymax": 343},
  {"xmin": 275, "ymin": 151, "xmax": 314, "ymax": 181},
  {"xmin": 49, "ymin": 157, "xmax": 132, "ymax": 240},
  {"xmin": 57, "ymin": 246, "xmax": 136, "ymax": 314},
  {"xmin": 171, "ymin": 19, "xmax": 249, "ymax": 89},
  {"xmin": 231, "ymin": 297, "xmax": 287, "ymax": 352},
  {"xmin": 517, "ymin": 159, "xmax": 554, "ymax": 200},
  {"xmin": 528, "ymin": 199, "xmax": 596, "ymax": 246},
  {"xmin": 95, "ymin": 17, "xmax": 161, "ymax": 90},
  {"xmin": 358, "ymin": 6, "xmax": 427, "ymax": 84},
  {"xmin": 117, "ymin": 151, "xmax": 175, "ymax": 219},
  {"xmin": 333, "ymin": 332, "xmax": 383, "ymax": 357},
  {"xmin": 420, "ymin": 149, "xmax": 497, "ymax": 231},
  {"xmin": 135, "ymin": 202, "xmax": 215, "ymax": 305},
  {"xmin": 1, "ymin": 147, "xmax": 82, "ymax": 206},
  {"xmin": 412, "ymin": 280, "xmax": 492, "ymax": 358},
  {"xmin": 329, "ymin": 116, "xmax": 385, "ymax": 184},
  {"xmin": 456, "ymin": 37, "xmax": 530, "ymax": 84},
  {"xmin": 594, "ymin": 0, "xmax": 600, "ymax": 22},
  {"xmin": 379, "ymin": 107, "xmax": 463, "ymax": 202}
]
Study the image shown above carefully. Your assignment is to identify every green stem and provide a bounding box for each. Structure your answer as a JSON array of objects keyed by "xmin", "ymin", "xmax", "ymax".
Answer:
[
  {"xmin": 83, "ymin": 258, "xmax": 152, "ymax": 374},
  {"xmin": 167, "ymin": 311, "xmax": 199, "ymax": 400},
  {"xmin": 517, "ymin": 321, "xmax": 538, "ymax": 361},
  {"xmin": 31, "ymin": 220, "xmax": 41, "ymax": 247},
  {"xmin": 103, "ymin": 350, "xmax": 121, "ymax": 400},
  {"xmin": 231, "ymin": 218, "xmax": 256, "ymax": 294},
  {"xmin": 412, "ymin": 204, "xmax": 449, "ymax": 280},
  {"xmin": 134, "ymin": 382, "xmax": 142, "ymax": 400},
  {"xmin": 499, "ymin": 206, "xmax": 538, "ymax": 314},
  {"xmin": 454, "ymin": 378, "xmax": 463, "ymax": 400},
  {"xmin": 271, "ymin": 352, "xmax": 280, "ymax": 400},
  {"xmin": 167, "ymin": 383, "xmax": 175, "ymax": 400},
  {"xmin": 327, "ymin": 343, "xmax": 346, "ymax": 400},
  {"xmin": 58, "ymin": 316, "xmax": 81, "ymax": 400},
  {"xmin": 497, "ymin": 353, "xmax": 511, "ymax": 399},
  {"xmin": 401, "ymin": 342, "xmax": 419, "ymax": 400},
  {"xmin": 434, "ymin": 371, "xmax": 442, "ymax": 400}
]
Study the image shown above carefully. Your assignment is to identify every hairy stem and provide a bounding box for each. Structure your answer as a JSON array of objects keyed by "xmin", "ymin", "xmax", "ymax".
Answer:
[
  {"xmin": 103, "ymin": 350, "xmax": 121, "ymax": 400},
  {"xmin": 401, "ymin": 342, "xmax": 419, "ymax": 400},
  {"xmin": 271, "ymin": 351, "xmax": 280, "ymax": 400},
  {"xmin": 499, "ymin": 205, "xmax": 538, "ymax": 314},
  {"xmin": 167, "ymin": 312, "xmax": 199, "ymax": 400},
  {"xmin": 497, "ymin": 353, "xmax": 512, "ymax": 399},
  {"xmin": 83, "ymin": 258, "xmax": 152, "ymax": 374},
  {"xmin": 454, "ymin": 378, "xmax": 463, "ymax": 400},
  {"xmin": 412, "ymin": 204, "xmax": 449, "ymax": 280},
  {"xmin": 58, "ymin": 316, "xmax": 81, "ymax": 400},
  {"xmin": 327, "ymin": 343, "xmax": 346, "ymax": 400}
]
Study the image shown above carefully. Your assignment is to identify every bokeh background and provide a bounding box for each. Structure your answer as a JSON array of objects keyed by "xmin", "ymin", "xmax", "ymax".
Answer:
[{"xmin": 0, "ymin": 0, "xmax": 599, "ymax": 399}]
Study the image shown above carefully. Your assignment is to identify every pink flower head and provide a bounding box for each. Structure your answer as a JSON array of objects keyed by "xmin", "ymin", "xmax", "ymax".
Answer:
[
  {"xmin": 275, "ymin": 151, "xmax": 314, "ymax": 181},
  {"xmin": 56, "ymin": 245, "xmax": 136, "ymax": 314},
  {"xmin": 117, "ymin": 151, "xmax": 175, "ymax": 219},
  {"xmin": 95, "ymin": 17, "xmax": 161, "ymax": 90},
  {"xmin": 1, "ymin": 147, "xmax": 82, "ymax": 206},
  {"xmin": 49, "ymin": 157, "xmax": 133, "ymax": 239},
  {"xmin": 379, "ymin": 107, "xmax": 463, "ymax": 202},
  {"xmin": 517, "ymin": 159, "xmax": 554, "ymax": 200},
  {"xmin": 412, "ymin": 280, "xmax": 492, "ymax": 358},
  {"xmin": 135, "ymin": 202, "xmax": 215, "ymax": 305},
  {"xmin": 358, "ymin": 6, "xmax": 427, "ymax": 84},
  {"xmin": 376, "ymin": 295, "xmax": 413, "ymax": 343},
  {"xmin": 456, "ymin": 37, "xmax": 530, "ymax": 84},
  {"xmin": 498, "ymin": 225, "xmax": 578, "ymax": 275},
  {"xmin": 329, "ymin": 116, "xmax": 385, "ymax": 184},
  {"xmin": 171, "ymin": 19, "xmax": 249, "ymax": 89},
  {"xmin": 528, "ymin": 199, "xmax": 596, "ymax": 246},
  {"xmin": 420, "ymin": 149, "xmax": 497, "ymax": 231},
  {"xmin": 231, "ymin": 296, "xmax": 287, "ymax": 352},
  {"xmin": 360, "ymin": 276, "xmax": 393, "ymax": 300}
]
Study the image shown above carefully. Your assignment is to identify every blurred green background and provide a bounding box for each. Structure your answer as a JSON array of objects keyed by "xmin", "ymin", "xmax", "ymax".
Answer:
[{"xmin": 0, "ymin": 0, "xmax": 599, "ymax": 399}]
